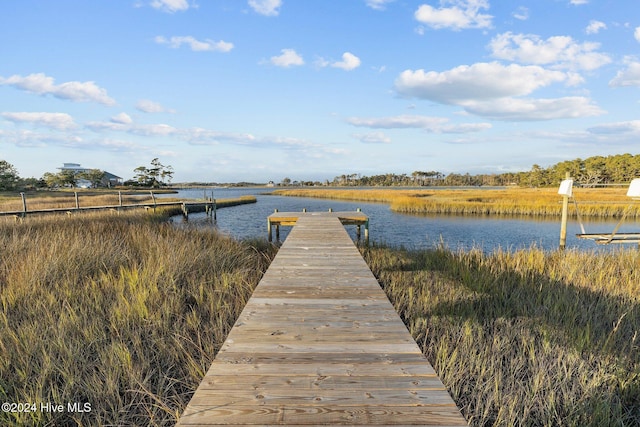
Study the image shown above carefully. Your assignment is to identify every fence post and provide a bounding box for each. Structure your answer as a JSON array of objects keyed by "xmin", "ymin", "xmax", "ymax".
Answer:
[
  {"xmin": 75, "ymin": 192, "xmax": 80, "ymax": 210},
  {"xmin": 150, "ymin": 190, "xmax": 156, "ymax": 212},
  {"xmin": 20, "ymin": 192, "xmax": 27, "ymax": 218}
]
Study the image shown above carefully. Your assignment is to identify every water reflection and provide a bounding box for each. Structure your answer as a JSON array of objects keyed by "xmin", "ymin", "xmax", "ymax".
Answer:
[{"xmin": 162, "ymin": 188, "xmax": 640, "ymax": 252}]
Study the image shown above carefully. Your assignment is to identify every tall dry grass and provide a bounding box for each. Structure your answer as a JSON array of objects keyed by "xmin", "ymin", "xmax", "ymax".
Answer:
[
  {"xmin": 0, "ymin": 211, "xmax": 276, "ymax": 426},
  {"xmin": 363, "ymin": 244, "xmax": 640, "ymax": 426},
  {"xmin": 274, "ymin": 187, "xmax": 640, "ymax": 218}
]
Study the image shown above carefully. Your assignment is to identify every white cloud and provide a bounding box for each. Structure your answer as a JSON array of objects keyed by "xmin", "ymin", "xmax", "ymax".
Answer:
[
  {"xmin": 569, "ymin": 0, "xmax": 588, "ymax": 4},
  {"xmin": 1, "ymin": 112, "xmax": 76, "ymax": 130},
  {"xmin": 270, "ymin": 49, "xmax": 304, "ymax": 67},
  {"xmin": 414, "ymin": 0, "xmax": 493, "ymax": 31},
  {"xmin": 395, "ymin": 62, "xmax": 568, "ymax": 104},
  {"xmin": 488, "ymin": 32, "xmax": 611, "ymax": 71},
  {"xmin": 248, "ymin": 0, "xmax": 282, "ymax": 16},
  {"xmin": 347, "ymin": 114, "xmax": 491, "ymax": 133},
  {"xmin": 110, "ymin": 112, "xmax": 133, "ymax": 124},
  {"xmin": 587, "ymin": 120, "xmax": 640, "ymax": 135},
  {"xmin": 365, "ymin": 0, "xmax": 395, "ymax": 10},
  {"xmin": 586, "ymin": 20, "xmax": 606, "ymax": 35},
  {"xmin": 150, "ymin": 0, "xmax": 191, "ymax": 13},
  {"xmin": 394, "ymin": 63, "xmax": 604, "ymax": 121},
  {"xmin": 155, "ymin": 36, "xmax": 234, "ymax": 53},
  {"xmin": 609, "ymin": 61, "xmax": 640, "ymax": 87},
  {"xmin": 352, "ymin": 132, "xmax": 392, "ymax": 144},
  {"xmin": 635, "ymin": 27, "xmax": 640, "ymax": 43},
  {"xmin": 315, "ymin": 52, "xmax": 362, "ymax": 71},
  {"xmin": 462, "ymin": 97, "xmax": 604, "ymax": 121},
  {"xmin": 136, "ymin": 99, "xmax": 176, "ymax": 113},
  {"xmin": 0, "ymin": 73, "xmax": 116, "ymax": 106},
  {"xmin": 512, "ymin": 6, "xmax": 529, "ymax": 21}
]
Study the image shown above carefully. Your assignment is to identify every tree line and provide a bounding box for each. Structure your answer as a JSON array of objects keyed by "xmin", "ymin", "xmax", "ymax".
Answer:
[
  {"xmin": 0, "ymin": 158, "xmax": 174, "ymax": 191},
  {"xmin": 2, "ymin": 153, "xmax": 640, "ymax": 191},
  {"xmin": 317, "ymin": 153, "xmax": 640, "ymax": 188}
]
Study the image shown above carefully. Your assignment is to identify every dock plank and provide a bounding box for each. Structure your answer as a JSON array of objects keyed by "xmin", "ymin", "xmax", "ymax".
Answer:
[{"xmin": 177, "ymin": 213, "xmax": 466, "ymax": 426}]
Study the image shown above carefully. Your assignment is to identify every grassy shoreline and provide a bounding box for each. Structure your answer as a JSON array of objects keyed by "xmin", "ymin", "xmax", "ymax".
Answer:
[
  {"xmin": 0, "ymin": 210, "xmax": 276, "ymax": 426},
  {"xmin": 273, "ymin": 187, "xmax": 640, "ymax": 218},
  {"xmin": 2, "ymin": 203, "xmax": 638, "ymax": 425},
  {"xmin": 363, "ymin": 243, "xmax": 640, "ymax": 426}
]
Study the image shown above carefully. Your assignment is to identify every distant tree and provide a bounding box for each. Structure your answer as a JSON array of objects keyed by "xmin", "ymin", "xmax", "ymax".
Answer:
[
  {"xmin": 133, "ymin": 158, "xmax": 173, "ymax": 187},
  {"xmin": 281, "ymin": 177, "xmax": 291, "ymax": 186},
  {"xmin": 78, "ymin": 169, "xmax": 105, "ymax": 188},
  {"xmin": 0, "ymin": 160, "xmax": 20, "ymax": 190}
]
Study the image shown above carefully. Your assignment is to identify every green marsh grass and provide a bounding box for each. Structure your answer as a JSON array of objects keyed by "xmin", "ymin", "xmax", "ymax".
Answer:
[
  {"xmin": 0, "ymin": 210, "xmax": 276, "ymax": 426},
  {"xmin": 362, "ymin": 244, "xmax": 640, "ymax": 426}
]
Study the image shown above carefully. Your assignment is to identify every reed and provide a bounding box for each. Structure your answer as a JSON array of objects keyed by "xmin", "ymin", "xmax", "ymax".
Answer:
[
  {"xmin": 0, "ymin": 211, "xmax": 276, "ymax": 426},
  {"xmin": 273, "ymin": 187, "xmax": 640, "ymax": 218},
  {"xmin": 362, "ymin": 243, "xmax": 640, "ymax": 426}
]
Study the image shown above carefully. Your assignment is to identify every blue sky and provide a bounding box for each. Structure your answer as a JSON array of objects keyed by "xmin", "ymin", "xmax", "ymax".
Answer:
[{"xmin": 1, "ymin": 0, "xmax": 639, "ymax": 183}]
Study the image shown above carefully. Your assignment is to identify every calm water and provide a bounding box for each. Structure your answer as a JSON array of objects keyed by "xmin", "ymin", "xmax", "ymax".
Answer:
[{"xmin": 161, "ymin": 187, "xmax": 640, "ymax": 252}]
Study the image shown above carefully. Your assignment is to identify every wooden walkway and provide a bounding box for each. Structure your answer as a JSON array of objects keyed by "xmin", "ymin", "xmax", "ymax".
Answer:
[{"xmin": 177, "ymin": 213, "xmax": 467, "ymax": 426}]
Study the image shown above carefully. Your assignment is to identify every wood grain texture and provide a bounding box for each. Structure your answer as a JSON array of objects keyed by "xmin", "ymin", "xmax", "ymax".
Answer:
[{"xmin": 177, "ymin": 214, "xmax": 467, "ymax": 426}]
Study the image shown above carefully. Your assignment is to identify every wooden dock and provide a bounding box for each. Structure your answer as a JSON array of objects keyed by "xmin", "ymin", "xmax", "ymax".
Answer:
[{"xmin": 177, "ymin": 213, "xmax": 467, "ymax": 426}]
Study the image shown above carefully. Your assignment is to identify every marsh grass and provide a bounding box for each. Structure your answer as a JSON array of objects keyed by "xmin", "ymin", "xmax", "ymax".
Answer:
[
  {"xmin": 274, "ymin": 187, "xmax": 640, "ymax": 218},
  {"xmin": 0, "ymin": 211, "xmax": 276, "ymax": 426},
  {"xmin": 0, "ymin": 192, "xmax": 152, "ymax": 212},
  {"xmin": 362, "ymin": 244, "xmax": 640, "ymax": 426}
]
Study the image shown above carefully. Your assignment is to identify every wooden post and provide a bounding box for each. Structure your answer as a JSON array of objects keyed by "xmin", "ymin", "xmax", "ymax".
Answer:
[
  {"xmin": 213, "ymin": 198, "xmax": 217, "ymax": 220},
  {"xmin": 118, "ymin": 191, "xmax": 123, "ymax": 207},
  {"xmin": 276, "ymin": 224, "xmax": 280, "ymax": 242},
  {"xmin": 20, "ymin": 192, "xmax": 27, "ymax": 218},
  {"xmin": 150, "ymin": 190, "xmax": 156, "ymax": 212},
  {"xmin": 181, "ymin": 203, "xmax": 188, "ymax": 220},
  {"xmin": 75, "ymin": 192, "xmax": 80, "ymax": 210},
  {"xmin": 267, "ymin": 219, "xmax": 272, "ymax": 242},
  {"xmin": 559, "ymin": 172, "xmax": 571, "ymax": 250},
  {"xmin": 357, "ymin": 224, "xmax": 361, "ymax": 242},
  {"xmin": 364, "ymin": 218, "xmax": 369, "ymax": 246}
]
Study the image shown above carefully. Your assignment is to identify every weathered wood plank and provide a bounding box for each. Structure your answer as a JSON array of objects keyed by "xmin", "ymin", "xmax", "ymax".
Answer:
[{"xmin": 177, "ymin": 214, "xmax": 466, "ymax": 426}]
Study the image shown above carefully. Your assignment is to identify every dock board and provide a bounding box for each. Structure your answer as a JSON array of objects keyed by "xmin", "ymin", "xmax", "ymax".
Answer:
[{"xmin": 177, "ymin": 213, "xmax": 467, "ymax": 426}]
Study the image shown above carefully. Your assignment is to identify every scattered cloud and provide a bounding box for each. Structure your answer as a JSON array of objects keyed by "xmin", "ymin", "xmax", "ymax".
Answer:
[
  {"xmin": 365, "ymin": 0, "xmax": 395, "ymax": 11},
  {"xmin": 1, "ymin": 112, "xmax": 77, "ymax": 130},
  {"xmin": 110, "ymin": 113, "xmax": 133, "ymax": 124},
  {"xmin": 635, "ymin": 26, "xmax": 640, "ymax": 43},
  {"xmin": 488, "ymin": 32, "xmax": 611, "ymax": 71},
  {"xmin": 248, "ymin": 0, "xmax": 282, "ymax": 16},
  {"xmin": 0, "ymin": 73, "xmax": 116, "ymax": 106},
  {"xmin": 414, "ymin": 0, "xmax": 493, "ymax": 31},
  {"xmin": 512, "ymin": 6, "xmax": 529, "ymax": 21},
  {"xmin": 317, "ymin": 52, "xmax": 361, "ymax": 71},
  {"xmin": 462, "ymin": 96, "xmax": 605, "ymax": 121},
  {"xmin": 333, "ymin": 52, "xmax": 361, "ymax": 70},
  {"xmin": 609, "ymin": 60, "xmax": 640, "ymax": 87},
  {"xmin": 394, "ymin": 63, "xmax": 604, "ymax": 121},
  {"xmin": 269, "ymin": 48, "xmax": 304, "ymax": 67},
  {"xmin": 150, "ymin": 0, "xmax": 192, "ymax": 13},
  {"xmin": 569, "ymin": 0, "xmax": 588, "ymax": 5},
  {"xmin": 347, "ymin": 114, "xmax": 492, "ymax": 133},
  {"xmin": 136, "ymin": 99, "xmax": 176, "ymax": 113},
  {"xmin": 395, "ymin": 62, "xmax": 569, "ymax": 104},
  {"xmin": 155, "ymin": 36, "xmax": 234, "ymax": 52},
  {"xmin": 586, "ymin": 20, "xmax": 606, "ymax": 35},
  {"xmin": 352, "ymin": 132, "xmax": 392, "ymax": 143},
  {"xmin": 587, "ymin": 120, "xmax": 640, "ymax": 136}
]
